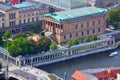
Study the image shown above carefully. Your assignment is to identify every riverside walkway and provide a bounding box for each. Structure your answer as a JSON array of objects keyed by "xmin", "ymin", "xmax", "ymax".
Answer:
[{"xmin": 0, "ymin": 30, "xmax": 120, "ymax": 67}]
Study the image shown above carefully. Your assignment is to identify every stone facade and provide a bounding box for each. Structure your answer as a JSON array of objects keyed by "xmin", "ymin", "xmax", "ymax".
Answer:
[
  {"xmin": 43, "ymin": 8, "xmax": 107, "ymax": 44},
  {"xmin": 0, "ymin": 2, "xmax": 51, "ymax": 34}
]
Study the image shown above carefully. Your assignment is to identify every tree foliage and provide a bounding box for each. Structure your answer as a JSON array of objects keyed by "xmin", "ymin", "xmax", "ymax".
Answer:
[
  {"xmin": 72, "ymin": 38, "xmax": 79, "ymax": 45},
  {"xmin": 66, "ymin": 41, "xmax": 72, "ymax": 46},
  {"xmin": 13, "ymin": 33, "xmax": 26, "ymax": 40},
  {"xmin": 4, "ymin": 31, "xmax": 11, "ymax": 39},
  {"xmin": 50, "ymin": 43, "xmax": 57, "ymax": 50},
  {"xmin": 8, "ymin": 38, "xmax": 35, "ymax": 57},
  {"xmin": 30, "ymin": 23, "xmax": 39, "ymax": 34},
  {"xmin": 108, "ymin": 9, "xmax": 120, "ymax": 27},
  {"xmin": 37, "ymin": 36, "xmax": 51, "ymax": 52},
  {"xmin": 84, "ymin": 37, "xmax": 91, "ymax": 43},
  {"xmin": 91, "ymin": 34, "xmax": 98, "ymax": 41}
]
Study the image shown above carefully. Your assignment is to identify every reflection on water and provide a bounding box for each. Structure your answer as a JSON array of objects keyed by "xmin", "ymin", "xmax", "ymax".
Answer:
[{"xmin": 39, "ymin": 47, "xmax": 120, "ymax": 79}]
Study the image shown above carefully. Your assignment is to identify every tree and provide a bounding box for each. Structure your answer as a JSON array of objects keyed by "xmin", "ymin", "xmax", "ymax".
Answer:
[
  {"xmin": 72, "ymin": 38, "xmax": 79, "ymax": 45},
  {"xmin": 4, "ymin": 31, "xmax": 11, "ymax": 39},
  {"xmin": 84, "ymin": 37, "xmax": 91, "ymax": 43},
  {"xmin": 37, "ymin": 36, "xmax": 51, "ymax": 52},
  {"xmin": 91, "ymin": 34, "xmax": 98, "ymax": 41},
  {"xmin": 66, "ymin": 41, "xmax": 72, "ymax": 46},
  {"xmin": 8, "ymin": 38, "xmax": 36, "ymax": 57},
  {"xmin": 30, "ymin": 23, "xmax": 39, "ymax": 34},
  {"xmin": 50, "ymin": 43, "xmax": 57, "ymax": 50},
  {"xmin": 12, "ymin": 33, "xmax": 26, "ymax": 40},
  {"xmin": 108, "ymin": 9, "xmax": 120, "ymax": 27}
]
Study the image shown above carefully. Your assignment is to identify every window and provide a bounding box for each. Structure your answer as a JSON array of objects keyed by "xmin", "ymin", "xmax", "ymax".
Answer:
[
  {"xmin": 98, "ymin": 20, "xmax": 100, "ymax": 25},
  {"xmin": 24, "ymin": 19, "xmax": 26, "ymax": 23},
  {"xmin": 28, "ymin": 18, "xmax": 30, "ymax": 23},
  {"xmin": 75, "ymin": 25, "xmax": 77, "ymax": 29},
  {"xmin": 36, "ymin": 17, "xmax": 38, "ymax": 21},
  {"xmin": 93, "ymin": 29, "xmax": 95, "ymax": 33},
  {"xmin": 9, "ymin": 13, "xmax": 16, "ymax": 20},
  {"xmin": 2, "ymin": 23, "xmax": 4, "ymax": 27},
  {"xmin": 81, "ymin": 32, "xmax": 84, "ymax": 36},
  {"xmin": 98, "ymin": 28, "xmax": 100, "ymax": 32},
  {"xmin": 70, "ymin": 34, "xmax": 72, "ymax": 38},
  {"xmin": 32, "ymin": 18, "xmax": 34, "ymax": 22},
  {"xmin": 64, "ymin": 35, "xmax": 66, "ymax": 39},
  {"xmin": 87, "ymin": 22, "xmax": 89, "ymax": 27},
  {"xmin": 81, "ymin": 24, "xmax": 83, "ymax": 28},
  {"xmin": 2, "ymin": 18, "xmax": 4, "ymax": 21},
  {"xmin": 87, "ymin": 30, "xmax": 89, "ymax": 35},
  {"xmin": 19, "ymin": 20, "xmax": 21, "ymax": 24},
  {"xmin": 76, "ymin": 33, "xmax": 78, "ymax": 37},
  {"xmin": 61, "ymin": 24, "xmax": 63, "ymax": 29},
  {"xmin": 92, "ymin": 21, "xmax": 94, "ymax": 26}
]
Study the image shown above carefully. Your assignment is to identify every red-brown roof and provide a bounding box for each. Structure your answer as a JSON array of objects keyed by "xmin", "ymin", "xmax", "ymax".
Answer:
[
  {"xmin": 72, "ymin": 70, "xmax": 88, "ymax": 80},
  {"xmin": 91, "ymin": 69, "xmax": 120, "ymax": 79}
]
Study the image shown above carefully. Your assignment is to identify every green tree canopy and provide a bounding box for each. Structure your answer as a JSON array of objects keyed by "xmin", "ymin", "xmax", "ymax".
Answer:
[
  {"xmin": 72, "ymin": 38, "xmax": 79, "ymax": 45},
  {"xmin": 37, "ymin": 36, "xmax": 51, "ymax": 52},
  {"xmin": 66, "ymin": 41, "xmax": 73, "ymax": 46},
  {"xmin": 84, "ymin": 37, "xmax": 91, "ymax": 43},
  {"xmin": 108, "ymin": 9, "xmax": 120, "ymax": 27},
  {"xmin": 50, "ymin": 43, "xmax": 57, "ymax": 50},
  {"xmin": 12, "ymin": 33, "xmax": 26, "ymax": 40},
  {"xmin": 8, "ymin": 38, "xmax": 35, "ymax": 57},
  {"xmin": 4, "ymin": 31, "xmax": 11, "ymax": 39},
  {"xmin": 91, "ymin": 34, "xmax": 98, "ymax": 41},
  {"xmin": 30, "ymin": 23, "xmax": 39, "ymax": 34}
]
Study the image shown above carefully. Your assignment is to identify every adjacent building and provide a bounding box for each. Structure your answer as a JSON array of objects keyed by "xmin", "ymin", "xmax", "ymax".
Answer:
[
  {"xmin": 72, "ymin": 67, "xmax": 120, "ymax": 80},
  {"xmin": 0, "ymin": 2, "xmax": 52, "ymax": 34},
  {"xmin": 33, "ymin": 0, "xmax": 90, "ymax": 10},
  {"xmin": 43, "ymin": 7, "xmax": 108, "ymax": 44},
  {"xmin": 85, "ymin": 0, "xmax": 118, "ymax": 8}
]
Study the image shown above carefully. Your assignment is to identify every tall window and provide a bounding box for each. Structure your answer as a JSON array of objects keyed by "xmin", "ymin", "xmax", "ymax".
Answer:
[
  {"xmin": 24, "ymin": 19, "xmax": 26, "ymax": 23},
  {"xmin": 87, "ymin": 30, "xmax": 89, "ymax": 35},
  {"xmin": 70, "ymin": 34, "xmax": 72, "ymax": 38},
  {"xmin": 92, "ymin": 21, "xmax": 94, "ymax": 26},
  {"xmin": 19, "ymin": 20, "xmax": 21, "ymax": 24},
  {"xmin": 93, "ymin": 29, "xmax": 95, "ymax": 33},
  {"xmin": 75, "ymin": 25, "xmax": 78, "ymax": 29},
  {"xmin": 81, "ymin": 24, "xmax": 83, "ymax": 28},
  {"xmin": 98, "ymin": 20, "xmax": 100, "ymax": 25},
  {"xmin": 32, "ymin": 18, "xmax": 34, "ymax": 22},
  {"xmin": 81, "ymin": 32, "xmax": 84, "ymax": 36},
  {"xmin": 64, "ymin": 35, "xmax": 66, "ymax": 39},
  {"xmin": 98, "ymin": 28, "xmax": 100, "ymax": 32},
  {"xmin": 28, "ymin": 18, "xmax": 30, "ymax": 23},
  {"xmin": 87, "ymin": 22, "xmax": 89, "ymax": 27},
  {"xmin": 2, "ymin": 23, "xmax": 4, "ymax": 27},
  {"xmin": 76, "ymin": 33, "xmax": 78, "ymax": 37}
]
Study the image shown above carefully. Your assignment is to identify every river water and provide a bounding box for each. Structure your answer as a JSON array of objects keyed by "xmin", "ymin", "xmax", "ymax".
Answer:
[{"xmin": 39, "ymin": 46, "xmax": 120, "ymax": 80}]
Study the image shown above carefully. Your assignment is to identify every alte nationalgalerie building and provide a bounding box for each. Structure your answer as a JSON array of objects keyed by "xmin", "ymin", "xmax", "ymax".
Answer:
[
  {"xmin": 0, "ymin": 2, "xmax": 51, "ymax": 34},
  {"xmin": 43, "ymin": 7, "xmax": 108, "ymax": 44}
]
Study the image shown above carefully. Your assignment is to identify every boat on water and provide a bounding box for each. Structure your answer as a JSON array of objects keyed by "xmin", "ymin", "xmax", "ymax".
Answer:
[{"xmin": 109, "ymin": 51, "xmax": 119, "ymax": 57}]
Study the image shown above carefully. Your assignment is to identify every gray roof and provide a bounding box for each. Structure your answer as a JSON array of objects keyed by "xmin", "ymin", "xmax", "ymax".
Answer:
[
  {"xmin": 0, "ymin": 3, "xmax": 14, "ymax": 11},
  {"xmin": 10, "ymin": 70, "xmax": 37, "ymax": 80},
  {"xmin": 12, "ymin": 1, "xmax": 49, "ymax": 12},
  {"xmin": 33, "ymin": 0, "xmax": 89, "ymax": 9}
]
